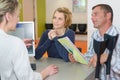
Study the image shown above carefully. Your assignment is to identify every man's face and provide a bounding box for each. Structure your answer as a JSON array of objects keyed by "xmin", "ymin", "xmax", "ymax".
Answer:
[{"xmin": 91, "ymin": 6, "xmax": 107, "ymax": 29}]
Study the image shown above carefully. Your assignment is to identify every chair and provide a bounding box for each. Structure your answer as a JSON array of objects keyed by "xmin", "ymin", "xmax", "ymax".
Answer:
[
  {"xmin": 78, "ymin": 24, "xmax": 87, "ymax": 34},
  {"xmin": 69, "ymin": 24, "xmax": 77, "ymax": 32},
  {"xmin": 45, "ymin": 23, "xmax": 53, "ymax": 29}
]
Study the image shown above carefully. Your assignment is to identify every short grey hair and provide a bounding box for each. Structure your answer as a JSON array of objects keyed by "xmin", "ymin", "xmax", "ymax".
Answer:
[{"xmin": 0, "ymin": 0, "xmax": 19, "ymax": 23}]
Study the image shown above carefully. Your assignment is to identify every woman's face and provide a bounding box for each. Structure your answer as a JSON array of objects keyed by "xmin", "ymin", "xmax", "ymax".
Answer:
[{"xmin": 52, "ymin": 11, "xmax": 65, "ymax": 29}]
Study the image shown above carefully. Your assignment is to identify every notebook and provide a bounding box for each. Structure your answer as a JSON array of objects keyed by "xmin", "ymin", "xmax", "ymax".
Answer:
[{"xmin": 58, "ymin": 37, "xmax": 88, "ymax": 64}]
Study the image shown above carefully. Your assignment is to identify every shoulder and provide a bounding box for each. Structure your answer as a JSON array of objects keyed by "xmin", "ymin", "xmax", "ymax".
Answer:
[
  {"xmin": 65, "ymin": 29, "xmax": 75, "ymax": 34},
  {"xmin": 8, "ymin": 35, "xmax": 28, "ymax": 55},
  {"xmin": 42, "ymin": 29, "xmax": 51, "ymax": 35},
  {"xmin": 8, "ymin": 34, "xmax": 25, "ymax": 47},
  {"xmin": 40, "ymin": 29, "xmax": 52, "ymax": 39},
  {"xmin": 9, "ymin": 35, "xmax": 22, "ymax": 42},
  {"xmin": 44, "ymin": 29, "xmax": 51, "ymax": 33},
  {"xmin": 113, "ymin": 26, "xmax": 120, "ymax": 34}
]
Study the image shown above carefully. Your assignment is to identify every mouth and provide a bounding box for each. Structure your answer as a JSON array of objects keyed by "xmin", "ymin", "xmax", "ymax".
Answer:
[
  {"xmin": 93, "ymin": 21, "xmax": 97, "ymax": 25},
  {"xmin": 54, "ymin": 24, "xmax": 59, "ymax": 26}
]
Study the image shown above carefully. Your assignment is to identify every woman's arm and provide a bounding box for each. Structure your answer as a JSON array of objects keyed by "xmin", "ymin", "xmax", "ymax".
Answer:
[
  {"xmin": 35, "ymin": 30, "xmax": 52, "ymax": 60},
  {"xmin": 53, "ymin": 30, "xmax": 75, "ymax": 62}
]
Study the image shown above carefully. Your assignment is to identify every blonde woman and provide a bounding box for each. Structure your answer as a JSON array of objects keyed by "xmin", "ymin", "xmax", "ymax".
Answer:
[
  {"xmin": 35, "ymin": 7, "xmax": 75, "ymax": 62},
  {"xmin": 0, "ymin": 0, "xmax": 58, "ymax": 80}
]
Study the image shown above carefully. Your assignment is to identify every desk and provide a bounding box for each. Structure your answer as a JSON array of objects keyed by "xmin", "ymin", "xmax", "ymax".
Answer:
[{"xmin": 35, "ymin": 58, "xmax": 95, "ymax": 80}]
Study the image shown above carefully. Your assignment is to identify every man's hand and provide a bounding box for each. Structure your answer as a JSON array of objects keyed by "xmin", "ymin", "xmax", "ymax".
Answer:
[
  {"xmin": 68, "ymin": 53, "xmax": 76, "ymax": 63},
  {"xmin": 88, "ymin": 53, "xmax": 108, "ymax": 67},
  {"xmin": 88, "ymin": 54, "xmax": 97, "ymax": 67},
  {"xmin": 100, "ymin": 53, "xmax": 108, "ymax": 64}
]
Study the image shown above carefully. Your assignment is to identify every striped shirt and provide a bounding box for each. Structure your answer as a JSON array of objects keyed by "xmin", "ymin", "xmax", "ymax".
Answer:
[
  {"xmin": 0, "ymin": 30, "xmax": 42, "ymax": 80},
  {"xmin": 84, "ymin": 25, "xmax": 120, "ymax": 80}
]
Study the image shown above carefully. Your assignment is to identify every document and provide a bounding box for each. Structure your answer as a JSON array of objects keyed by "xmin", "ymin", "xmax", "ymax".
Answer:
[{"xmin": 58, "ymin": 37, "xmax": 88, "ymax": 64}]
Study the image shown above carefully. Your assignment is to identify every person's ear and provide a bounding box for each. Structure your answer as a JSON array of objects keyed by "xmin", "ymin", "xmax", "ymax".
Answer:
[
  {"xmin": 4, "ymin": 12, "xmax": 12, "ymax": 23},
  {"xmin": 107, "ymin": 12, "xmax": 111, "ymax": 21}
]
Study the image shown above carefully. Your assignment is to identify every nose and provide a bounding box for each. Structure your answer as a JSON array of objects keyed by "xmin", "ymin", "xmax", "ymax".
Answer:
[
  {"xmin": 91, "ymin": 15, "xmax": 96, "ymax": 21},
  {"xmin": 54, "ymin": 19, "xmax": 59, "ymax": 24},
  {"xmin": 91, "ymin": 16, "xmax": 94, "ymax": 21}
]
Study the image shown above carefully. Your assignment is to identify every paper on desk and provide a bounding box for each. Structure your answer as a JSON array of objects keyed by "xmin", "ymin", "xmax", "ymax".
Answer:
[{"xmin": 58, "ymin": 37, "xmax": 88, "ymax": 64}]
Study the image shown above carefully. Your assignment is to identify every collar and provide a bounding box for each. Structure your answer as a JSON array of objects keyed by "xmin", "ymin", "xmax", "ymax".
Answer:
[
  {"xmin": 92, "ymin": 25, "xmax": 118, "ymax": 41},
  {"xmin": 105, "ymin": 25, "xmax": 118, "ymax": 36},
  {"xmin": 0, "ymin": 29, "xmax": 7, "ymax": 35}
]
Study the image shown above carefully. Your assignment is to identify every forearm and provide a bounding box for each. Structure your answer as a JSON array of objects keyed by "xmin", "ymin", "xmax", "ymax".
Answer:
[
  {"xmin": 54, "ymin": 37, "xmax": 69, "ymax": 62},
  {"xmin": 40, "ymin": 65, "xmax": 58, "ymax": 79},
  {"xmin": 84, "ymin": 38, "xmax": 95, "ymax": 62},
  {"xmin": 40, "ymin": 70, "xmax": 49, "ymax": 80},
  {"xmin": 35, "ymin": 39, "xmax": 51, "ymax": 59}
]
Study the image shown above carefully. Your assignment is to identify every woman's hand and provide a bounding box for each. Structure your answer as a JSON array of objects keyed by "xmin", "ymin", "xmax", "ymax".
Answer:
[
  {"xmin": 23, "ymin": 38, "xmax": 33, "ymax": 48},
  {"xmin": 48, "ymin": 30, "xmax": 57, "ymax": 40},
  {"xmin": 68, "ymin": 53, "xmax": 76, "ymax": 63},
  {"xmin": 41, "ymin": 65, "xmax": 58, "ymax": 79}
]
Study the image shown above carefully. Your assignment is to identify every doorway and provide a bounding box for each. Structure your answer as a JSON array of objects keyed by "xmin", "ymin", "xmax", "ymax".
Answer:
[{"xmin": 22, "ymin": 0, "xmax": 38, "ymax": 39}]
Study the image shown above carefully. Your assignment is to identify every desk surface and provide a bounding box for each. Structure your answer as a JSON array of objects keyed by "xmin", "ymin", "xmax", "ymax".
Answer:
[{"xmin": 35, "ymin": 58, "xmax": 95, "ymax": 80}]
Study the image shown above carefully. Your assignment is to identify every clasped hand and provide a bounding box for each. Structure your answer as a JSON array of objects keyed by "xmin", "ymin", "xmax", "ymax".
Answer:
[
  {"xmin": 48, "ymin": 30, "xmax": 57, "ymax": 40},
  {"xmin": 88, "ymin": 53, "xmax": 109, "ymax": 67}
]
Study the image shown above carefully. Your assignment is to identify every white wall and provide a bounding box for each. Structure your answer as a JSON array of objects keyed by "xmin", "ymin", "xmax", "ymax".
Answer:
[
  {"xmin": 46, "ymin": 0, "xmax": 87, "ymax": 24},
  {"xmin": 22, "ymin": 0, "xmax": 38, "ymax": 39},
  {"xmin": 22, "ymin": 0, "xmax": 34, "ymax": 21},
  {"xmin": 87, "ymin": 0, "xmax": 120, "ymax": 47}
]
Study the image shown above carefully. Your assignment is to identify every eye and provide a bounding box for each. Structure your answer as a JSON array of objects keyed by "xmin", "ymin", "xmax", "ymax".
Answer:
[
  {"xmin": 58, "ymin": 17, "xmax": 63, "ymax": 20},
  {"xmin": 92, "ymin": 13, "xmax": 97, "ymax": 17},
  {"xmin": 53, "ymin": 16, "xmax": 56, "ymax": 19}
]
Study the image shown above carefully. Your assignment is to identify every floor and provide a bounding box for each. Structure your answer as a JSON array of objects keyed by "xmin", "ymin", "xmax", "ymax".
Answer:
[{"xmin": 75, "ymin": 34, "xmax": 87, "ymax": 54}]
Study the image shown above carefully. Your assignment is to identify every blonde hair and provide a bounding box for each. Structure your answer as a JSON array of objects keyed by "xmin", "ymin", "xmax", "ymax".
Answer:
[
  {"xmin": 53, "ymin": 7, "xmax": 72, "ymax": 28},
  {"xmin": 0, "ymin": 0, "xmax": 19, "ymax": 23}
]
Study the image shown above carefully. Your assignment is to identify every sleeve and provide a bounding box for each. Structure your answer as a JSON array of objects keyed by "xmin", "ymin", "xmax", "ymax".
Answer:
[
  {"xmin": 35, "ymin": 30, "xmax": 52, "ymax": 60},
  {"xmin": 84, "ymin": 34, "xmax": 95, "ymax": 62},
  {"xmin": 53, "ymin": 30, "xmax": 75, "ymax": 62},
  {"xmin": 11, "ymin": 39, "xmax": 42, "ymax": 80},
  {"xmin": 112, "ymin": 35, "xmax": 120, "ymax": 74}
]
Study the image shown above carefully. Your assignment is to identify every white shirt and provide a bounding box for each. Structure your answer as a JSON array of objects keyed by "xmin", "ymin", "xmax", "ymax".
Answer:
[
  {"xmin": 84, "ymin": 25, "xmax": 120, "ymax": 80},
  {"xmin": 0, "ymin": 29, "xmax": 42, "ymax": 80}
]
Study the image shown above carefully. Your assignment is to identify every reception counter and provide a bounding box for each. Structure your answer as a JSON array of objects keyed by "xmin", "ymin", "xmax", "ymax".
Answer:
[{"xmin": 32, "ymin": 57, "xmax": 95, "ymax": 80}]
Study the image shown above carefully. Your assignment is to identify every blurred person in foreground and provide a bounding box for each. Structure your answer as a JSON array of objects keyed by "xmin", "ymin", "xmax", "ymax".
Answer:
[{"xmin": 0, "ymin": 0, "xmax": 58, "ymax": 80}]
